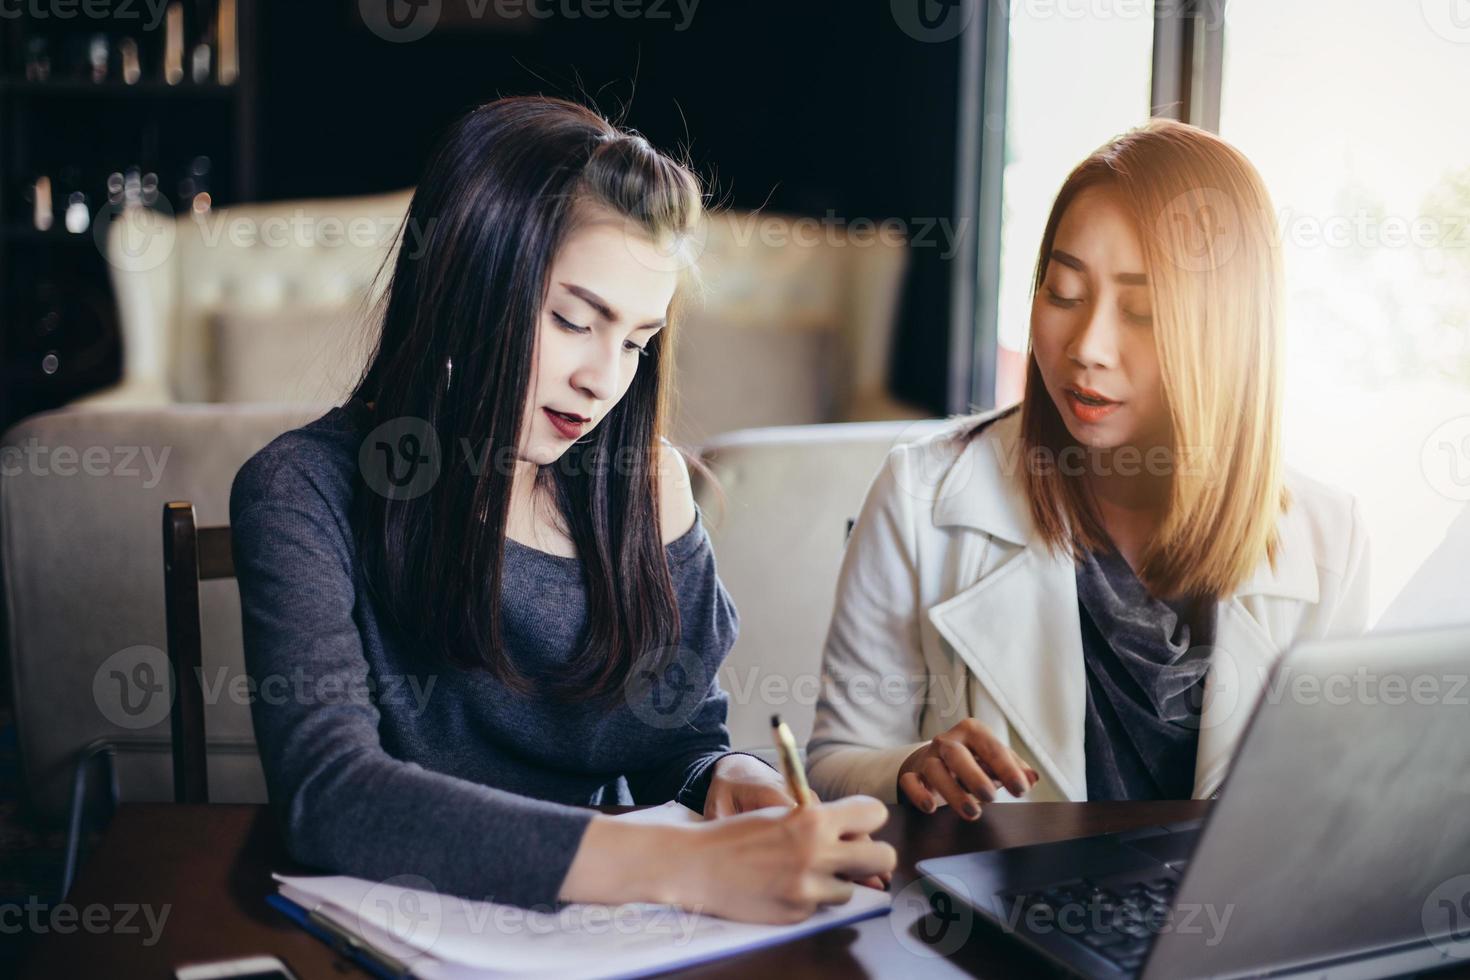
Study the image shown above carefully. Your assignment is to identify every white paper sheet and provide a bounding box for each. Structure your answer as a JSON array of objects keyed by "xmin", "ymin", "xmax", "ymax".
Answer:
[
  {"xmin": 600, "ymin": 800, "xmax": 705, "ymax": 825},
  {"xmin": 274, "ymin": 803, "xmax": 890, "ymax": 979}
]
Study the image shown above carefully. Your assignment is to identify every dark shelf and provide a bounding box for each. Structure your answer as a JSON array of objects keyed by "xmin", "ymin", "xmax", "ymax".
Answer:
[
  {"xmin": 2, "ymin": 225, "xmax": 101, "ymax": 244},
  {"xmin": 0, "ymin": 78, "xmax": 238, "ymax": 98},
  {"xmin": 0, "ymin": 3, "xmax": 258, "ymax": 430}
]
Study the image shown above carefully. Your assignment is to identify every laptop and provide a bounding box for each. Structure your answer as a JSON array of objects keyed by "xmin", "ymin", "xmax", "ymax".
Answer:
[
  {"xmin": 916, "ymin": 625, "xmax": 1470, "ymax": 979},
  {"xmin": 1373, "ymin": 504, "xmax": 1470, "ymax": 634}
]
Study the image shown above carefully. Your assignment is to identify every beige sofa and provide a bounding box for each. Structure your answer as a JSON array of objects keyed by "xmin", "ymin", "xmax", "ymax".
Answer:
[
  {"xmin": 1, "ymin": 405, "xmax": 946, "ymax": 825},
  {"xmin": 86, "ymin": 193, "xmax": 926, "ymax": 440},
  {"xmin": 1, "ymin": 406, "xmax": 320, "ymax": 823},
  {"xmin": 85, "ymin": 191, "xmax": 410, "ymax": 408}
]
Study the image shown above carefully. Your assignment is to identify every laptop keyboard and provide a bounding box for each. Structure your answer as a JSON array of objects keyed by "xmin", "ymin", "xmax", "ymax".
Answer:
[{"xmin": 1006, "ymin": 867, "xmax": 1187, "ymax": 973}]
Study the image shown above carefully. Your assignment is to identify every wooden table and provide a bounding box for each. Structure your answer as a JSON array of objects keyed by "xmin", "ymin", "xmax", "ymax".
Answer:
[{"xmin": 13, "ymin": 797, "xmax": 1417, "ymax": 979}]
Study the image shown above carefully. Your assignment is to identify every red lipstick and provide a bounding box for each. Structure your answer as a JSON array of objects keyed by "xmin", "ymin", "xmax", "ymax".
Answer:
[
  {"xmin": 543, "ymin": 407, "xmax": 589, "ymax": 440},
  {"xmin": 1064, "ymin": 386, "xmax": 1121, "ymax": 424}
]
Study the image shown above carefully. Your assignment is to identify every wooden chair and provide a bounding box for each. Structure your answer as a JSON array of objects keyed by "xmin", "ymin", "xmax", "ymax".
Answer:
[
  {"xmin": 58, "ymin": 502, "xmax": 234, "ymax": 898},
  {"xmin": 160, "ymin": 500, "xmax": 235, "ymax": 804}
]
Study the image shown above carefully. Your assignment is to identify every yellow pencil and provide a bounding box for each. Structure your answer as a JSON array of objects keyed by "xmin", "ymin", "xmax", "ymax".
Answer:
[{"xmin": 771, "ymin": 714, "xmax": 812, "ymax": 806}]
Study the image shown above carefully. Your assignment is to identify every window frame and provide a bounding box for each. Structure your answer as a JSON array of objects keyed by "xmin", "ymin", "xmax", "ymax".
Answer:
[{"xmin": 954, "ymin": 0, "xmax": 1228, "ymax": 413}]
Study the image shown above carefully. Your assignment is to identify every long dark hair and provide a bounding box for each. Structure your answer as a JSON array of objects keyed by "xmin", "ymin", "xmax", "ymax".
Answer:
[{"xmin": 349, "ymin": 96, "xmax": 704, "ymax": 702}]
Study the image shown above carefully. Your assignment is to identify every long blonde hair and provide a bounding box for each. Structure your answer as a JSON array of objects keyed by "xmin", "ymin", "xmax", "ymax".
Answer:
[{"xmin": 1016, "ymin": 118, "xmax": 1286, "ymax": 600}]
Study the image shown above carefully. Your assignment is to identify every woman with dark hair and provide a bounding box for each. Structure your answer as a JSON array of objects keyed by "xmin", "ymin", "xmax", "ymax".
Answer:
[{"xmin": 230, "ymin": 96, "xmax": 894, "ymax": 923}]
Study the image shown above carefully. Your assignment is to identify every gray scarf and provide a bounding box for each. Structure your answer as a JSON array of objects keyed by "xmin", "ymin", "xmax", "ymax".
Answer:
[{"xmin": 1075, "ymin": 547, "xmax": 1215, "ymax": 800}]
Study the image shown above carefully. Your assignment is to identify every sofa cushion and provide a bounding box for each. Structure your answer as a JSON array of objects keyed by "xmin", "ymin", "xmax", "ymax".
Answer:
[
  {"xmin": 692, "ymin": 420, "xmax": 949, "ymax": 755},
  {"xmin": 209, "ymin": 306, "xmax": 374, "ymax": 404},
  {"xmin": 671, "ymin": 322, "xmax": 839, "ymax": 446}
]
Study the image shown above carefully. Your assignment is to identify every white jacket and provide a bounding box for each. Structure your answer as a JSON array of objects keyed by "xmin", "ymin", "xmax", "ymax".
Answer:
[{"xmin": 806, "ymin": 407, "xmax": 1370, "ymax": 803}]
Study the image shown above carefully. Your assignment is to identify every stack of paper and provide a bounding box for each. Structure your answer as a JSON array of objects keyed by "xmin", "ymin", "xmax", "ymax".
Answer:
[{"xmin": 273, "ymin": 802, "xmax": 891, "ymax": 979}]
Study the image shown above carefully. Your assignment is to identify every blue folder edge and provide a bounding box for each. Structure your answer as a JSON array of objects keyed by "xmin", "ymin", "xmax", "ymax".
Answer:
[
  {"xmin": 267, "ymin": 889, "xmax": 891, "ymax": 980},
  {"xmin": 267, "ymin": 893, "xmax": 409, "ymax": 980}
]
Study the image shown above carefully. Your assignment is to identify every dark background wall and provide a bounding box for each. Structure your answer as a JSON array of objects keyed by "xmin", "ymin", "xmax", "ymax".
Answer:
[{"xmin": 256, "ymin": 0, "xmax": 968, "ymax": 414}]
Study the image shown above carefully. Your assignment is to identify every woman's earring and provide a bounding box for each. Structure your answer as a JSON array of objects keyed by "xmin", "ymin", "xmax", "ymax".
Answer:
[{"xmin": 444, "ymin": 356, "xmax": 453, "ymax": 392}]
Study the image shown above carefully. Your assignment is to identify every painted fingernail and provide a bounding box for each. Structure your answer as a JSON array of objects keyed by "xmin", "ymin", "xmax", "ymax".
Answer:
[{"xmin": 963, "ymin": 802, "xmax": 980, "ymax": 819}]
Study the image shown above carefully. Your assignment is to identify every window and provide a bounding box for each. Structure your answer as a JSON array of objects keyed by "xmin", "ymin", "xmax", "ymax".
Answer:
[
  {"xmin": 972, "ymin": 1, "xmax": 1466, "ymax": 618},
  {"xmin": 1218, "ymin": 0, "xmax": 1470, "ymax": 618},
  {"xmin": 991, "ymin": 3, "xmax": 1155, "ymax": 406}
]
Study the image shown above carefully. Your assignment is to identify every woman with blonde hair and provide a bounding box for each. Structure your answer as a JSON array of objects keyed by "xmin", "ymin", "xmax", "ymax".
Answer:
[{"xmin": 807, "ymin": 118, "xmax": 1369, "ymax": 814}]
